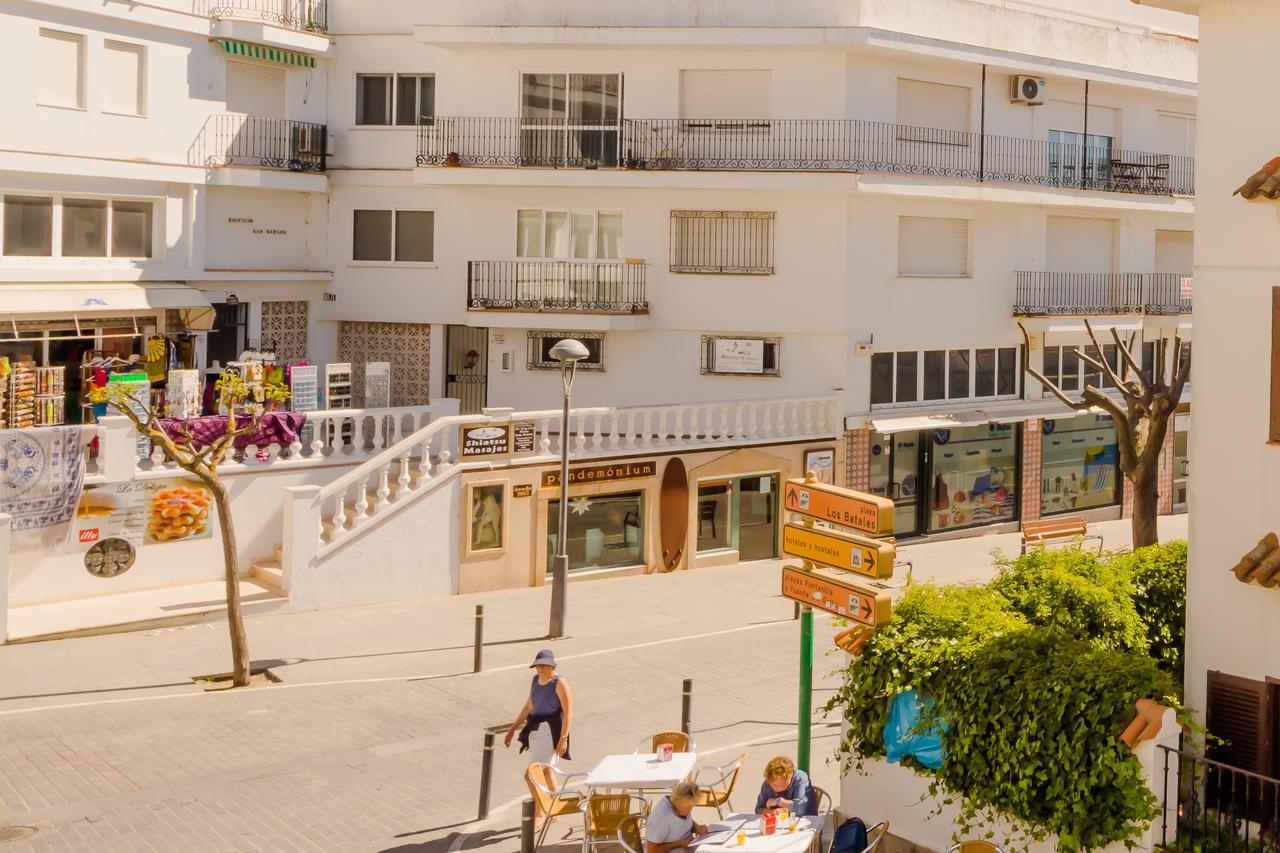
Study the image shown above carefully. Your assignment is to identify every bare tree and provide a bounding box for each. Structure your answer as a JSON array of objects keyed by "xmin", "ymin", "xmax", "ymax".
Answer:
[
  {"xmin": 1019, "ymin": 320, "xmax": 1189, "ymax": 548},
  {"xmin": 92, "ymin": 374, "xmax": 290, "ymax": 687}
]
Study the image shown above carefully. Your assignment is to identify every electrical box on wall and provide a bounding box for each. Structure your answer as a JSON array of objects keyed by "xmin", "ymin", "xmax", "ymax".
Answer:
[
  {"xmin": 499, "ymin": 350, "xmax": 515, "ymax": 373},
  {"xmin": 1011, "ymin": 75, "xmax": 1046, "ymax": 105}
]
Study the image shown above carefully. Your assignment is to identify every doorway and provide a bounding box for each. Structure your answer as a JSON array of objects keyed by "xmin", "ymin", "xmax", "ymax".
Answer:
[
  {"xmin": 868, "ymin": 432, "xmax": 925, "ymax": 537},
  {"xmin": 696, "ymin": 473, "xmax": 779, "ymax": 562},
  {"xmin": 446, "ymin": 325, "xmax": 488, "ymax": 415}
]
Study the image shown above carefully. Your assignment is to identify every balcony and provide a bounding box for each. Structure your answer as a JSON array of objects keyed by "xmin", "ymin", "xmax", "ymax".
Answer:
[
  {"xmin": 198, "ymin": 0, "xmax": 328, "ymax": 33},
  {"xmin": 417, "ymin": 117, "xmax": 1194, "ymax": 197},
  {"xmin": 467, "ymin": 260, "xmax": 649, "ymax": 314},
  {"xmin": 1013, "ymin": 272, "xmax": 1192, "ymax": 316},
  {"xmin": 190, "ymin": 115, "xmax": 328, "ymax": 172}
]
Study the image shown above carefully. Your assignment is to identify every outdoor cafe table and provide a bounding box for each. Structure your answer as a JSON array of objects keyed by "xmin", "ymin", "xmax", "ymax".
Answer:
[
  {"xmin": 583, "ymin": 752, "xmax": 698, "ymax": 793},
  {"xmin": 694, "ymin": 813, "xmax": 825, "ymax": 853}
]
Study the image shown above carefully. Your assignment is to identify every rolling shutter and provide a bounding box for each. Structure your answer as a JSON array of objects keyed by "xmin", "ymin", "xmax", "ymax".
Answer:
[
  {"xmin": 1206, "ymin": 671, "xmax": 1273, "ymax": 776},
  {"xmin": 1046, "ymin": 216, "xmax": 1115, "ymax": 273},
  {"xmin": 1155, "ymin": 230, "xmax": 1193, "ymax": 275},
  {"xmin": 896, "ymin": 79, "xmax": 970, "ymax": 132},
  {"xmin": 679, "ymin": 70, "xmax": 770, "ymax": 120},
  {"xmin": 226, "ymin": 60, "xmax": 285, "ymax": 117},
  {"xmin": 1158, "ymin": 112, "xmax": 1196, "ymax": 156},
  {"xmin": 103, "ymin": 41, "xmax": 144, "ymax": 116},
  {"xmin": 38, "ymin": 29, "xmax": 82, "ymax": 109},
  {"xmin": 898, "ymin": 216, "xmax": 969, "ymax": 276}
]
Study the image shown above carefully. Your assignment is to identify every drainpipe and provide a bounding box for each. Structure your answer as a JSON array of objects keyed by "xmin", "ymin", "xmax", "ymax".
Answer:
[{"xmin": 1081, "ymin": 80, "xmax": 1090, "ymax": 189}]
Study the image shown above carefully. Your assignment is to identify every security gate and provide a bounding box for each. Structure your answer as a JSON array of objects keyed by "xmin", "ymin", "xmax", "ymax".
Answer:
[{"xmin": 446, "ymin": 325, "xmax": 488, "ymax": 415}]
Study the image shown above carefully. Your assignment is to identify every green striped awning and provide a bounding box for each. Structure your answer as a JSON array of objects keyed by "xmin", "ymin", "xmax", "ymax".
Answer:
[{"xmin": 215, "ymin": 39, "xmax": 315, "ymax": 68}]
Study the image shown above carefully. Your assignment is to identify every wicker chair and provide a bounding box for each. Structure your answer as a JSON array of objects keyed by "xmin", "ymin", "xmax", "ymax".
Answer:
[
  {"xmin": 616, "ymin": 813, "xmax": 646, "ymax": 853},
  {"xmin": 693, "ymin": 752, "xmax": 747, "ymax": 818},
  {"xmin": 524, "ymin": 763, "xmax": 587, "ymax": 852},
  {"xmin": 945, "ymin": 842, "xmax": 1004, "ymax": 853},
  {"xmin": 633, "ymin": 730, "xmax": 697, "ymax": 754},
  {"xmin": 581, "ymin": 793, "xmax": 648, "ymax": 853}
]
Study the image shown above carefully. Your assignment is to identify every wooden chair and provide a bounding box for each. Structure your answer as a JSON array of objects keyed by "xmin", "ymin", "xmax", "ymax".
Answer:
[
  {"xmin": 634, "ymin": 730, "xmax": 696, "ymax": 754},
  {"xmin": 581, "ymin": 794, "xmax": 647, "ymax": 853},
  {"xmin": 945, "ymin": 842, "xmax": 1005, "ymax": 853},
  {"xmin": 525, "ymin": 762, "xmax": 587, "ymax": 852},
  {"xmin": 617, "ymin": 813, "xmax": 646, "ymax": 853},
  {"xmin": 694, "ymin": 752, "xmax": 747, "ymax": 818},
  {"xmin": 862, "ymin": 821, "xmax": 891, "ymax": 853},
  {"xmin": 1019, "ymin": 514, "xmax": 1102, "ymax": 555}
]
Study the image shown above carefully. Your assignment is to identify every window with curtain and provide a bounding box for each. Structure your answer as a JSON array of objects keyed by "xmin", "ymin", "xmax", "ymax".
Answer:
[
  {"xmin": 898, "ymin": 216, "xmax": 969, "ymax": 276},
  {"xmin": 353, "ymin": 210, "xmax": 434, "ymax": 262},
  {"xmin": 515, "ymin": 210, "xmax": 623, "ymax": 260},
  {"xmin": 2, "ymin": 195, "xmax": 152, "ymax": 258},
  {"xmin": 519, "ymin": 73, "xmax": 621, "ymax": 166},
  {"xmin": 872, "ymin": 347, "xmax": 1019, "ymax": 407},
  {"xmin": 356, "ymin": 74, "xmax": 434, "ymax": 126},
  {"xmin": 38, "ymin": 29, "xmax": 83, "ymax": 109}
]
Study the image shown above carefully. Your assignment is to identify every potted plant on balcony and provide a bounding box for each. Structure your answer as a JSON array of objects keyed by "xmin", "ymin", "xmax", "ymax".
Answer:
[{"xmin": 445, "ymin": 151, "xmax": 463, "ymax": 167}]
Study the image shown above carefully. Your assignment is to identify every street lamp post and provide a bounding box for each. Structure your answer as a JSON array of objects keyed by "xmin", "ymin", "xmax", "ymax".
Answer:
[{"xmin": 548, "ymin": 338, "xmax": 590, "ymax": 639}]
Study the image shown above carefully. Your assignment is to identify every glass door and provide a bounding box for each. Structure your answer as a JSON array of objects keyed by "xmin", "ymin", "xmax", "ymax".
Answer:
[
  {"xmin": 520, "ymin": 73, "xmax": 621, "ymax": 167},
  {"xmin": 695, "ymin": 474, "xmax": 779, "ymax": 560},
  {"xmin": 868, "ymin": 432, "xmax": 924, "ymax": 537}
]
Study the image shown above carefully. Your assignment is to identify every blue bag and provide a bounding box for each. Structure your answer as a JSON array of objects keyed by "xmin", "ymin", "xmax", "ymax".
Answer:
[
  {"xmin": 883, "ymin": 689, "xmax": 947, "ymax": 770},
  {"xmin": 831, "ymin": 816, "xmax": 869, "ymax": 853}
]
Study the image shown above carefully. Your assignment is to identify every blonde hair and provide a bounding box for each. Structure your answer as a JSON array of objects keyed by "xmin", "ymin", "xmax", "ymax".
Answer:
[
  {"xmin": 670, "ymin": 781, "xmax": 700, "ymax": 804},
  {"xmin": 764, "ymin": 756, "xmax": 795, "ymax": 782}
]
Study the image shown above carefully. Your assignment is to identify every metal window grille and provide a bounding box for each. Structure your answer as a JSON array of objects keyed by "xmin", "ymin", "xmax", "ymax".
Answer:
[
  {"xmin": 527, "ymin": 332, "xmax": 606, "ymax": 371},
  {"xmin": 670, "ymin": 211, "xmax": 775, "ymax": 274}
]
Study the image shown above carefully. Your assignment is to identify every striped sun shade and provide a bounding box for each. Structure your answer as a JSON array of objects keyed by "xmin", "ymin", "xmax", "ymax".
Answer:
[{"xmin": 215, "ymin": 39, "xmax": 315, "ymax": 68}]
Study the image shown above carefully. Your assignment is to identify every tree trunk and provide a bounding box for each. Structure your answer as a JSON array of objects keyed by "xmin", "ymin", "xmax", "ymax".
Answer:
[
  {"xmin": 210, "ymin": 478, "xmax": 251, "ymax": 687},
  {"xmin": 1130, "ymin": 466, "xmax": 1160, "ymax": 550}
]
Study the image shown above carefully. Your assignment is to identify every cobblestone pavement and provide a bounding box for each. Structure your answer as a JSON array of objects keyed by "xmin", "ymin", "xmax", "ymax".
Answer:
[{"xmin": 0, "ymin": 515, "xmax": 1185, "ymax": 852}]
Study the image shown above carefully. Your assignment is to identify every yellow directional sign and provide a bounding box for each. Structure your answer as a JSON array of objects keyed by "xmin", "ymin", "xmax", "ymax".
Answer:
[
  {"xmin": 781, "ymin": 566, "xmax": 893, "ymax": 627},
  {"xmin": 782, "ymin": 523, "xmax": 894, "ymax": 579},
  {"xmin": 784, "ymin": 479, "xmax": 893, "ymax": 536}
]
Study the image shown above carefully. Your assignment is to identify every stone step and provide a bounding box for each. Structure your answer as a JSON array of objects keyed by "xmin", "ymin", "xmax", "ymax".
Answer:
[{"xmin": 251, "ymin": 560, "xmax": 284, "ymax": 588}]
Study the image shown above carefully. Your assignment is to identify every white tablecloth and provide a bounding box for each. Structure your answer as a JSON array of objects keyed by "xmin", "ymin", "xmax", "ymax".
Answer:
[
  {"xmin": 584, "ymin": 752, "xmax": 698, "ymax": 790},
  {"xmin": 695, "ymin": 813, "xmax": 824, "ymax": 853}
]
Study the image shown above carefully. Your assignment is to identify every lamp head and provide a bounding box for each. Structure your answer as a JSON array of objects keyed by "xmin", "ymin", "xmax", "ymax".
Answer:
[{"xmin": 548, "ymin": 338, "xmax": 591, "ymax": 364}]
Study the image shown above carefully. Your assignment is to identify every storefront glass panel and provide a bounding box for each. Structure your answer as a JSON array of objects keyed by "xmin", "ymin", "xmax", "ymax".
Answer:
[
  {"xmin": 547, "ymin": 491, "xmax": 643, "ymax": 573},
  {"xmin": 1040, "ymin": 414, "xmax": 1119, "ymax": 515},
  {"xmin": 696, "ymin": 481, "xmax": 732, "ymax": 552},
  {"xmin": 928, "ymin": 423, "xmax": 1018, "ymax": 532},
  {"xmin": 869, "ymin": 432, "xmax": 923, "ymax": 537},
  {"xmin": 696, "ymin": 474, "xmax": 779, "ymax": 560},
  {"xmin": 1173, "ymin": 427, "xmax": 1188, "ymax": 510}
]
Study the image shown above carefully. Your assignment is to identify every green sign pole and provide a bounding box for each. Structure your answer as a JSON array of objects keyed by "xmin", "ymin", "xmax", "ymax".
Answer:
[{"xmin": 797, "ymin": 606, "xmax": 814, "ymax": 773}]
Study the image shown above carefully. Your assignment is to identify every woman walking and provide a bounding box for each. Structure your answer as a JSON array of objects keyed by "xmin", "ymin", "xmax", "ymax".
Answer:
[{"xmin": 505, "ymin": 649, "xmax": 573, "ymax": 766}]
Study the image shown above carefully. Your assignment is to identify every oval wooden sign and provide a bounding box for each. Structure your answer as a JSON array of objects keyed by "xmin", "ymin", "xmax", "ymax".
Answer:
[{"xmin": 659, "ymin": 458, "xmax": 690, "ymax": 570}]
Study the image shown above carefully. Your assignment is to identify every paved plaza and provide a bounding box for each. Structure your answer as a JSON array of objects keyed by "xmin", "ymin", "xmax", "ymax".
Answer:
[{"xmin": 0, "ymin": 516, "xmax": 1186, "ymax": 852}]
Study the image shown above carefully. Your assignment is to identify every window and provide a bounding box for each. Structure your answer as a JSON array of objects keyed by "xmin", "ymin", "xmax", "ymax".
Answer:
[
  {"xmin": 517, "ymin": 210, "xmax": 623, "ymax": 259},
  {"xmin": 1158, "ymin": 111, "xmax": 1196, "ymax": 157},
  {"xmin": 528, "ymin": 331, "xmax": 605, "ymax": 371},
  {"xmin": 2, "ymin": 195, "xmax": 152, "ymax": 259},
  {"xmin": 520, "ymin": 73, "xmax": 622, "ymax": 167},
  {"xmin": 670, "ymin": 211, "xmax": 774, "ymax": 274},
  {"xmin": 1041, "ymin": 413, "xmax": 1120, "ymax": 514},
  {"xmin": 355, "ymin": 73, "xmax": 435, "ymax": 126},
  {"xmin": 871, "ymin": 347, "xmax": 1018, "ymax": 407},
  {"xmin": 896, "ymin": 79, "xmax": 970, "ymax": 139},
  {"xmin": 898, "ymin": 216, "xmax": 969, "ymax": 276},
  {"xmin": 3, "ymin": 196, "xmax": 53, "ymax": 256},
  {"xmin": 103, "ymin": 41, "xmax": 144, "ymax": 116},
  {"xmin": 1043, "ymin": 344, "xmax": 1122, "ymax": 393},
  {"xmin": 226, "ymin": 61, "xmax": 285, "ymax": 117},
  {"xmin": 702, "ymin": 336, "xmax": 780, "ymax": 376},
  {"xmin": 679, "ymin": 70, "xmax": 770, "ymax": 126},
  {"xmin": 546, "ymin": 491, "xmax": 643, "ymax": 573},
  {"xmin": 352, "ymin": 209, "xmax": 434, "ymax": 263},
  {"xmin": 38, "ymin": 29, "xmax": 83, "ymax": 109},
  {"xmin": 1205, "ymin": 671, "xmax": 1274, "ymax": 777}
]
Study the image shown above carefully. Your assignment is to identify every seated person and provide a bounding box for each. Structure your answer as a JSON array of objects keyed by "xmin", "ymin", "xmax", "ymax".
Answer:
[
  {"xmin": 647, "ymin": 782, "xmax": 708, "ymax": 853},
  {"xmin": 754, "ymin": 755, "xmax": 818, "ymax": 817}
]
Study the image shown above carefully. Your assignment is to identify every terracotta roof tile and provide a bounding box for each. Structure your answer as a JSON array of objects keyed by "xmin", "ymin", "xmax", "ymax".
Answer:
[
  {"xmin": 1119, "ymin": 699, "xmax": 1173, "ymax": 748},
  {"xmin": 1231, "ymin": 532, "xmax": 1280, "ymax": 585},
  {"xmin": 1235, "ymin": 157, "xmax": 1280, "ymax": 199}
]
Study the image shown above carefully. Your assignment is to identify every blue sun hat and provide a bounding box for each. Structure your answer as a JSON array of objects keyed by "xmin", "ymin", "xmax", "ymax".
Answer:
[{"xmin": 530, "ymin": 649, "xmax": 558, "ymax": 668}]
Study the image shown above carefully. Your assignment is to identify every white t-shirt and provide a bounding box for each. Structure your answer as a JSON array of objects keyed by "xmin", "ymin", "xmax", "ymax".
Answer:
[{"xmin": 647, "ymin": 796, "xmax": 694, "ymax": 845}]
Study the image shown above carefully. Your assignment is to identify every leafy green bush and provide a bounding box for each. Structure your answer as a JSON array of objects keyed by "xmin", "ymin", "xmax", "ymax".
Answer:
[{"xmin": 829, "ymin": 541, "xmax": 1189, "ymax": 851}]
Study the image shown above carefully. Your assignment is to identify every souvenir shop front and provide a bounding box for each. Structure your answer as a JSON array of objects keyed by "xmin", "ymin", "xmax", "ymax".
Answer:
[
  {"xmin": 454, "ymin": 442, "xmax": 828, "ymax": 594},
  {"xmin": 1039, "ymin": 413, "xmax": 1120, "ymax": 516},
  {"xmin": 868, "ymin": 422, "xmax": 1021, "ymax": 537}
]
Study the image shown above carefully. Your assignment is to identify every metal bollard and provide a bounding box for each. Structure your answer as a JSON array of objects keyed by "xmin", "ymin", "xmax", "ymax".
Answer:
[
  {"xmin": 473, "ymin": 605, "xmax": 485, "ymax": 673},
  {"xmin": 478, "ymin": 731, "xmax": 495, "ymax": 820},
  {"xmin": 794, "ymin": 601, "xmax": 801, "ymax": 620},
  {"xmin": 681, "ymin": 678, "xmax": 693, "ymax": 736},
  {"xmin": 521, "ymin": 798, "xmax": 536, "ymax": 853}
]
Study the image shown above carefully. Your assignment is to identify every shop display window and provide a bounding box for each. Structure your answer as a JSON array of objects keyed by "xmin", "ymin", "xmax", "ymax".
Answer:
[
  {"xmin": 547, "ymin": 491, "xmax": 643, "ymax": 572},
  {"xmin": 696, "ymin": 481, "xmax": 732, "ymax": 552},
  {"xmin": 1040, "ymin": 414, "xmax": 1120, "ymax": 515},
  {"xmin": 928, "ymin": 423, "xmax": 1018, "ymax": 532},
  {"xmin": 469, "ymin": 484, "xmax": 505, "ymax": 552}
]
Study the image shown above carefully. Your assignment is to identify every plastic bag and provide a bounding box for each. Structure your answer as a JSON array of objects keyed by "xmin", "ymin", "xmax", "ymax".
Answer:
[{"xmin": 883, "ymin": 689, "xmax": 947, "ymax": 770}]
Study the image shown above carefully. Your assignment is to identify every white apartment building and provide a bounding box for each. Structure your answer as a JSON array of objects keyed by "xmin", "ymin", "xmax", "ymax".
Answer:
[{"xmin": 0, "ymin": 0, "xmax": 1200, "ymax": 641}]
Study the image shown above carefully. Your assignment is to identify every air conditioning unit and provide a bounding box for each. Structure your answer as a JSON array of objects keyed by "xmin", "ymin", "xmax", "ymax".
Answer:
[{"xmin": 1011, "ymin": 75, "xmax": 1046, "ymax": 105}]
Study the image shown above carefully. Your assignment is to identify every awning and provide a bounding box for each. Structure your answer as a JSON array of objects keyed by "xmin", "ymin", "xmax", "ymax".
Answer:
[
  {"xmin": 1040, "ymin": 317, "xmax": 1145, "ymax": 334},
  {"xmin": 868, "ymin": 411, "xmax": 989, "ymax": 435},
  {"xmin": 214, "ymin": 38, "xmax": 316, "ymax": 68},
  {"xmin": 0, "ymin": 283, "xmax": 211, "ymax": 315}
]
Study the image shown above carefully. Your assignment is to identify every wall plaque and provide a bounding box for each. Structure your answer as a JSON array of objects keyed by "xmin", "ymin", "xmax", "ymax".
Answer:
[
  {"xmin": 513, "ymin": 484, "xmax": 533, "ymax": 498},
  {"xmin": 512, "ymin": 421, "xmax": 536, "ymax": 454}
]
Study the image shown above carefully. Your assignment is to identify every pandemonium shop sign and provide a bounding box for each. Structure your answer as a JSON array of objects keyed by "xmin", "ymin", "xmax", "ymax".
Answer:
[{"xmin": 541, "ymin": 460, "xmax": 657, "ymax": 489}]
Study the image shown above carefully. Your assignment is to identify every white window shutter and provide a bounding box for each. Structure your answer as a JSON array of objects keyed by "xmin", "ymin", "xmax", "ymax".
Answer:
[
  {"xmin": 898, "ymin": 216, "xmax": 969, "ymax": 276},
  {"xmin": 680, "ymin": 70, "xmax": 770, "ymax": 120},
  {"xmin": 103, "ymin": 41, "xmax": 143, "ymax": 116},
  {"xmin": 1158, "ymin": 112, "xmax": 1196, "ymax": 156},
  {"xmin": 226, "ymin": 61, "xmax": 286, "ymax": 117},
  {"xmin": 896, "ymin": 79, "xmax": 970, "ymax": 132},
  {"xmin": 1046, "ymin": 216, "xmax": 1115, "ymax": 273},
  {"xmin": 1155, "ymin": 230, "xmax": 1193, "ymax": 274},
  {"xmin": 39, "ymin": 30, "xmax": 82, "ymax": 109}
]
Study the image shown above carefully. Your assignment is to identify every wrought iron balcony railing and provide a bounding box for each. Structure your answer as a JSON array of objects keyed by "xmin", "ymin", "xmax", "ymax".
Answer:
[
  {"xmin": 198, "ymin": 0, "xmax": 328, "ymax": 33},
  {"xmin": 1013, "ymin": 272, "xmax": 1192, "ymax": 316},
  {"xmin": 467, "ymin": 260, "xmax": 648, "ymax": 314},
  {"xmin": 1154, "ymin": 745, "xmax": 1280, "ymax": 851},
  {"xmin": 190, "ymin": 115, "xmax": 327, "ymax": 172},
  {"xmin": 417, "ymin": 117, "xmax": 1195, "ymax": 197}
]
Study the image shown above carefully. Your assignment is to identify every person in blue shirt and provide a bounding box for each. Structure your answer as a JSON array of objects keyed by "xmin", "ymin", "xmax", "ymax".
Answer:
[{"xmin": 754, "ymin": 755, "xmax": 818, "ymax": 816}]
